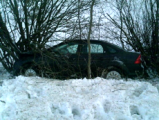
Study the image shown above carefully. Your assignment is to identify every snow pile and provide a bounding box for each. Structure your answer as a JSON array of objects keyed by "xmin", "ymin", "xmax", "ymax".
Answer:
[
  {"xmin": 0, "ymin": 76, "xmax": 159, "ymax": 120},
  {"xmin": 0, "ymin": 63, "xmax": 11, "ymax": 82}
]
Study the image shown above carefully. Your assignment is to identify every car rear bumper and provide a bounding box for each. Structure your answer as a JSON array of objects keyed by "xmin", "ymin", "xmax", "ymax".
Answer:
[{"xmin": 127, "ymin": 64, "xmax": 144, "ymax": 78}]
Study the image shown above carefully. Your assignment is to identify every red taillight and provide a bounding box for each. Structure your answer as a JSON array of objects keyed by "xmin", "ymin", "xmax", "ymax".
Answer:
[{"xmin": 135, "ymin": 54, "xmax": 141, "ymax": 64}]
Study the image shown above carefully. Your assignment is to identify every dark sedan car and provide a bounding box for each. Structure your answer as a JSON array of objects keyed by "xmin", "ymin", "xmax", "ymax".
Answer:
[{"xmin": 13, "ymin": 40, "xmax": 143, "ymax": 79}]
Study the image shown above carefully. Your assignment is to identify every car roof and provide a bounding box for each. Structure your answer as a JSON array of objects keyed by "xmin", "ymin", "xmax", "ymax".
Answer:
[
  {"xmin": 65, "ymin": 39, "xmax": 125, "ymax": 50},
  {"xmin": 61, "ymin": 39, "xmax": 110, "ymax": 45},
  {"xmin": 51, "ymin": 39, "xmax": 126, "ymax": 52}
]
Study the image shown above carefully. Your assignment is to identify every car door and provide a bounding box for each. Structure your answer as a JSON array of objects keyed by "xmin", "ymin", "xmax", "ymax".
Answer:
[
  {"xmin": 40, "ymin": 42, "xmax": 77, "ymax": 78},
  {"xmin": 53, "ymin": 42, "xmax": 79, "ymax": 75},
  {"xmin": 89, "ymin": 42, "xmax": 110, "ymax": 76},
  {"xmin": 72, "ymin": 41, "xmax": 112, "ymax": 77},
  {"xmin": 68, "ymin": 43, "xmax": 87, "ymax": 77}
]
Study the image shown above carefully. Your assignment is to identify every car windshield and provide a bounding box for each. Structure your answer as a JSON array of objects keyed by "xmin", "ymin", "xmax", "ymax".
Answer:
[{"xmin": 54, "ymin": 44, "xmax": 68, "ymax": 51}]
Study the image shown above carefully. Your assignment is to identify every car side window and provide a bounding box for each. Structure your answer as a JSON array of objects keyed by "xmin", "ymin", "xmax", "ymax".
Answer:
[
  {"xmin": 67, "ymin": 44, "xmax": 78, "ymax": 54},
  {"xmin": 54, "ymin": 43, "xmax": 78, "ymax": 54},
  {"xmin": 54, "ymin": 44, "xmax": 68, "ymax": 54},
  {"xmin": 89, "ymin": 44, "xmax": 104, "ymax": 53}
]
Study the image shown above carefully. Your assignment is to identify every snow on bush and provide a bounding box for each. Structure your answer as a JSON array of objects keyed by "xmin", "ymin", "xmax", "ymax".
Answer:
[{"xmin": 0, "ymin": 76, "xmax": 159, "ymax": 120}]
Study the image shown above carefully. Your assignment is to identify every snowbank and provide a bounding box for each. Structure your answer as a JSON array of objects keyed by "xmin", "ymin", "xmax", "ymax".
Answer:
[
  {"xmin": 0, "ymin": 76, "xmax": 159, "ymax": 120},
  {"xmin": 0, "ymin": 63, "xmax": 10, "ymax": 82}
]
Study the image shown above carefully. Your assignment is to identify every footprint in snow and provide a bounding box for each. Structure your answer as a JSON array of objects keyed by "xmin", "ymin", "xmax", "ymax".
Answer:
[
  {"xmin": 130, "ymin": 105, "xmax": 140, "ymax": 115},
  {"xmin": 72, "ymin": 107, "xmax": 81, "ymax": 119},
  {"xmin": 103, "ymin": 100, "xmax": 112, "ymax": 113},
  {"xmin": 132, "ymin": 84, "xmax": 147, "ymax": 97}
]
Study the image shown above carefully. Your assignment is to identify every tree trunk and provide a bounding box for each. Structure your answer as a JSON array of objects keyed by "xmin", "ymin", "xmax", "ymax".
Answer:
[
  {"xmin": 156, "ymin": 0, "xmax": 159, "ymax": 53},
  {"xmin": 78, "ymin": 0, "xmax": 82, "ymax": 39},
  {"xmin": 87, "ymin": 0, "xmax": 95, "ymax": 79}
]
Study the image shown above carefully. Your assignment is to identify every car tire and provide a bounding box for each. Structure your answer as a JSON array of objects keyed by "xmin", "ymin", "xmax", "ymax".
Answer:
[
  {"xmin": 20, "ymin": 64, "xmax": 37, "ymax": 77},
  {"xmin": 101, "ymin": 67, "xmax": 123, "ymax": 80}
]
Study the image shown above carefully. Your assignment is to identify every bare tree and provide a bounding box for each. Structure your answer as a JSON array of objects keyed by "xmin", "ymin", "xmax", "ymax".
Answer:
[
  {"xmin": 105, "ymin": 0, "xmax": 159, "ymax": 76},
  {"xmin": 0, "ymin": 0, "xmax": 91, "ymax": 72}
]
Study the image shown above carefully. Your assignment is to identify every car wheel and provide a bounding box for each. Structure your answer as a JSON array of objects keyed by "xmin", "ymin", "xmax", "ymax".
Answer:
[
  {"xmin": 106, "ymin": 70, "xmax": 121, "ymax": 79},
  {"xmin": 20, "ymin": 64, "xmax": 37, "ymax": 77},
  {"xmin": 23, "ymin": 68, "xmax": 37, "ymax": 76},
  {"xmin": 101, "ymin": 67, "xmax": 122, "ymax": 80}
]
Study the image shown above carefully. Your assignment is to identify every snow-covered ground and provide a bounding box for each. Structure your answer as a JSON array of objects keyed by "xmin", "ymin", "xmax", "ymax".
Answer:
[{"xmin": 0, "ymin": 64, "xmax": 159, "ymax": 120}]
